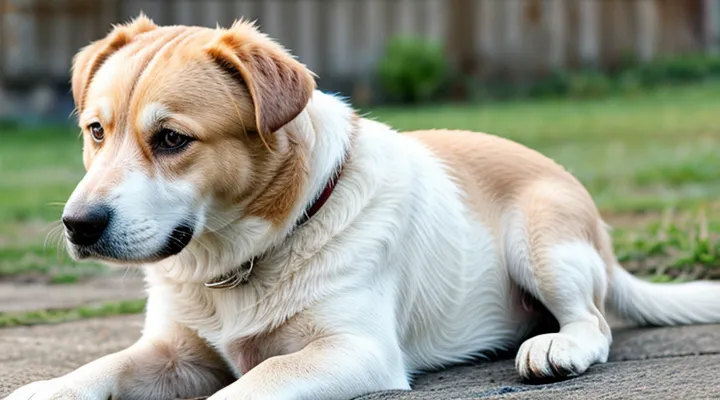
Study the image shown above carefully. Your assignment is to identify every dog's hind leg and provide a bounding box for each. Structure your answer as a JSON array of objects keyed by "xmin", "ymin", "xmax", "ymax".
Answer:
[{"xmin": 505, "ymin": 182, "xmax": 613, "ymax": 381}]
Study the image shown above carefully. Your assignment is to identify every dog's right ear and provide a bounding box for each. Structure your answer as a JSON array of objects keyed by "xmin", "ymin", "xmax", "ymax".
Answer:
[
  {"xmin": 204, "ymin": 20, "xmax": 316, "ymax": 136},
  {"xmin": 71, "ymin": 13, "xmax": 157, "ymax": 113}
]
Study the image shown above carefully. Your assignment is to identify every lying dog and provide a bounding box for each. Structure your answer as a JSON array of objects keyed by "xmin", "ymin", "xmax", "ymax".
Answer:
[{"xmin": 7, "ymin": 15, "xmax": 720, "ymax": 400}]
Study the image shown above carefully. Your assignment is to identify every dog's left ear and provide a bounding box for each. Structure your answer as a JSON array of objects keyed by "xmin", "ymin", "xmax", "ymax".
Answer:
[
  {"xmin": 71, "ymin": 13, "xmax": 157, "ymax": 112},
  {"xmin": 204, "ymin": 21, "xmax": 316, "ymax": 135}
]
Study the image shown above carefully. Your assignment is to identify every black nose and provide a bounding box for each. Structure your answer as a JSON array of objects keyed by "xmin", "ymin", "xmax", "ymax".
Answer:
[{"xmin": 62, "ymin": 206, "xmax": 110, "ymax": 246}]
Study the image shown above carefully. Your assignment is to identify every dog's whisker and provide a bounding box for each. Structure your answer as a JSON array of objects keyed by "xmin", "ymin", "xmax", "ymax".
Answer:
[
  {"xmin": 55, "ymin": 233, "xmax": 66, "ymax": 260},
  {"xmin": 43, "ymin": 224, "xmax": 61, "ymax": 253},
  {"xmin": 121, "ymin": 265, "xmax": 133, "ymax": 283}
]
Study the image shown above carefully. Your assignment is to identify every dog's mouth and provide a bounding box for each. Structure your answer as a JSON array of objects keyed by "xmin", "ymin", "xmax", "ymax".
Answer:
[
  {"xmin": 68, "ymin": 222, "xmax": 195, "ymax": 264},
  {"xmin": 155, "ymin": 224, "xmax": 195, "ymax": 259}
]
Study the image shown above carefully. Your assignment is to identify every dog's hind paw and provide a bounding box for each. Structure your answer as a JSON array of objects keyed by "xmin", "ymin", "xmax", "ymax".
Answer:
[{"xmin": 515, "ymin": 333, "xmax": 590, "ymax": 381}]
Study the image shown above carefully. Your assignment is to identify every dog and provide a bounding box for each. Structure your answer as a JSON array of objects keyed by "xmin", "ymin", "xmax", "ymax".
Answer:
[{"xmin": 6, "ymin": 15, "xmax": 720, "ymax": 400}]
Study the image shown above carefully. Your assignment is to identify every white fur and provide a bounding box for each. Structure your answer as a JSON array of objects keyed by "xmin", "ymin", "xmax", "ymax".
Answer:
[
  {"xmin": 514, "ymin": 242, "xmax": 611, "ymax": 379},
  {"xmin": 608, "ymin": 264, "xmax": 720, "ymax": 325},
  {"xmin": 138, "ymin": 102, "xmax": 170, "ymax": 133},
  {"xmin": 78, "ymin": 97, "xmax": 112, "ymax": 129},
  {"xmin": 63, "ymin": 164, "xmax": 200, "ymax": 262},
  {"xmin": 8, "ymin": 91, "xmax": 720, "ymax": 400}
]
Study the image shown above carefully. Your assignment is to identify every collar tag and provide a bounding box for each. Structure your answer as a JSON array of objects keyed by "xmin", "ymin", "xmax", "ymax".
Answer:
[{"xmin": 204, "ymin": 258, "xmax": 254, "ymax": 290}]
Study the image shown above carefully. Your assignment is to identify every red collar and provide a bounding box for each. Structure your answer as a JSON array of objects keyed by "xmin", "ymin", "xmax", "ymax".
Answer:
[
  {"xmin": 204, "ymin": 159, "xmax": 345, "ymax": 290},
  {"xmin": 294, "ymin": 163, "xmax": 344, "ymax": 227}
]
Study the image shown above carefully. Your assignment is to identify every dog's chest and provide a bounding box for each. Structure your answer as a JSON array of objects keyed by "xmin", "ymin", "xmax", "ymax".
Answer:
[
  {"xmin": 216, "ymin": 311, "xmax": 319, "ymax": 376},
  {"xmin": 160, "ymin": 280, "xmax": 322, "ymax": 376}
]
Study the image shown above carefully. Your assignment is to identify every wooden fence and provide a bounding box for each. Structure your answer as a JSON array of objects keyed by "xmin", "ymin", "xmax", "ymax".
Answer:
[{"xmin": 1, "ymin": 0, "xmax": 720, "ymax": 93}]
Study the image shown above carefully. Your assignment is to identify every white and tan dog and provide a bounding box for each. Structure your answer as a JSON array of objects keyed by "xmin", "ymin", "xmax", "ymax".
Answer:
[{"xmin": 7, "ymin": 16, "xmax": 720, "ymax": 400}]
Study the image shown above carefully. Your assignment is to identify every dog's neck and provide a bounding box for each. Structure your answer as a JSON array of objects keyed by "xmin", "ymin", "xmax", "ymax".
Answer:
[
  {"xmin": 153, "ymin": 91, "xmax": 357, "ymax": 285},
  {"xmin": 204, "ymin": 146, "xmax": 348, "ymax": 289}
]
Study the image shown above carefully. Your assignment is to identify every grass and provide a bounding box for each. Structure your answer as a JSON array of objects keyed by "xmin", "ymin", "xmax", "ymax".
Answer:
[
  {"xmin": 0, "ymin": 81, "xmax": 719, "ymax": 324},
  {"xmin": 0, "ymin": 127, "xmax": 107, "ymax": 283},
  {"xmin": 369, "ymin": 82, "xmax": 720, "ymax": 213},
  {"xmin": 0, "ymin": 299, "xmax": 147, "ymax": 328},
  {"xmin": 371, "ymin": 82, "xmax": 720, "ymax": 279}
]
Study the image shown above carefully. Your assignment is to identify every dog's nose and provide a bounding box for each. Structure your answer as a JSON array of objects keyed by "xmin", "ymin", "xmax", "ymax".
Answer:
[{"xmin": 62, "ymin": 206, "xmax": 110, "ymax": 246}]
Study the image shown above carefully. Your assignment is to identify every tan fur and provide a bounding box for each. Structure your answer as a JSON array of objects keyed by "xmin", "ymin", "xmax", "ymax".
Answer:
[
  {"xmin": 71, "ymin": 14, "xmax": 157, "ymax": 113},
  {"xmin": 70, "ymin": 16, "xmax": 315, "ymax": 226},
  {"xmin": 408, "ymin": 130, "xmax": 616, "ymax": 291},
  {"xmin": 226, "ymin": 313, "xmax": 325, "ymax": 375},
  {"xmin": 51, "ymin": 16, "xmax": 326, "ymax": 397},
  {"xmin": 116, "ymin": 325, "xmax": 235, "ymax": 399},
  {"xmin": 204, "ymin": 20, "xmax": 317, "ymax": 136}
]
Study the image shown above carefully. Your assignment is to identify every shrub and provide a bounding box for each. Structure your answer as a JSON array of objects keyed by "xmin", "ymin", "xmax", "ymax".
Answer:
[
  {"xmin": 377, "ymin": 37, "xmax": 449, "ymax": 103},
  {"xmin": 631, "ymin": 53, "xmax": 720, "ymax": 87},
  {"xmin": 567, "ymin": 70, "xmax": 615, "ymax": 98},
  {"xmin": 528, "ymin": 70, "xmax": 571, "ymax": 98}
]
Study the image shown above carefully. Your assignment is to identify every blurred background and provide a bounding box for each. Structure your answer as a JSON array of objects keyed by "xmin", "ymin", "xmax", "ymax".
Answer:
[
  {"xmin": 1, "ymin": 0, "xmax": 720, "ymax": 115},
  {"xmin": 1, "ymin": 0, "xmax": 720, "ymax": 325}
]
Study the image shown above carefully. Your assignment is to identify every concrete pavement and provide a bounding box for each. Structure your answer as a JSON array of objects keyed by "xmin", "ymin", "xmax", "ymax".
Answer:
[{"xmin": 2, "ymin": 315, "xmax": 719, "ymax": 399}]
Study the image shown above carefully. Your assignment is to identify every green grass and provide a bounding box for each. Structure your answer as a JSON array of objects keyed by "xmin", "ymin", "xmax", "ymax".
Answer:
[
  {"xmin": 369, "ymin": 82, "xmax": 720, "ymax": 213},
  {"xmin": 0, "ymin": 299, "xmax": 147, "ymax": 328},
  {"xmin": 369, "ymin": 82, "xmax": 720, "ymax": 278},
  {"xmin": 1, "ymin": 81, "xmax": 720, "ymax": 296},
  {"xmin": 0, "ymin": 126, "xmax": 106, "ymax": 282}
]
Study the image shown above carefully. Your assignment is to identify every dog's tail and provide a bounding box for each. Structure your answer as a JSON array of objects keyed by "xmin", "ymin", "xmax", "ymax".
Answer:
[{"xmin": 607, "ymin": 264, "xmax": 720, "ymax": 326}]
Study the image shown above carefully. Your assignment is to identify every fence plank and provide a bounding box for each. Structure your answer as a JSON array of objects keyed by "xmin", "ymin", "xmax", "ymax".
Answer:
[
  {"xmin": 705, "ymin": 0, "xmax": 720, "ymax": 53},
  {"xmin": 503, "ymin": 0, "xmax": 523, "ymax": 71},
  {"xmin": 328, "ymin": 0, "xmax": 352, "ymax": 76},
  {"xmin": 1, "ymin": 0, "xmax": 716, "ymax": 93},
  {"xmin": 578, "ymin": 0, "xmax": 600, "ymax": 66},
  {"xmin": 202, "ymin": 0, "xmax": 223, "ymax": 28},
  {"xmin": 234, "ymin": 0, "xmax": 257, "ymax": 23},
  {"xmin": 547, "ymin": 0, "xmax": 567, "ymax": 69},
  {"xmin": 50, "ymin": 0, "xmax": 71, "ymax": 77},
  {"xmin": 3, "ymin": 2, "xmax": 37, "ymax": 77},
  {"xmin": 477, "ymin": 0, "xmax": 497, "ymax": 68},
  {"xmin": 397, "ymin": 0, "xmax": 415, "ymax": 36},
  {"xmin": 358, "ymin": 0, "xmax": 384, "ymax": 73},
  {"xmin": 172, "ymin": 0, "xmax": 195, "ymax": 27},
  {"xmin": 260, "ymin": 0, "xmax": 283, "ymax": 42},
  {"xmin": 636, "ymin": 0, "xmax": 659, "ymax": 61},
  {"xmin": 425, "ymin": 0, "xmax": 447, "ymax": 41},
  {"xmin": 296, "ymin": 0, "xmax": 319, "ymax": 72}
]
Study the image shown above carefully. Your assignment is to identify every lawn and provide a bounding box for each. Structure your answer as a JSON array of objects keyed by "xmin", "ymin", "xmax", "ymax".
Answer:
[{"xmin": 1, "ymin": 81, "xmax": 719, "ymax": 284}]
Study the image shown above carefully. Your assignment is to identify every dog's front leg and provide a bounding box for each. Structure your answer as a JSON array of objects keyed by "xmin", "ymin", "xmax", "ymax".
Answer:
[
  {"xmin": 208, "ymin": 334, "xmax": 410, "ymax": 400},
  {"xmin": 4, "ymin": 324, "xmax": 235, "ymax": 400}
]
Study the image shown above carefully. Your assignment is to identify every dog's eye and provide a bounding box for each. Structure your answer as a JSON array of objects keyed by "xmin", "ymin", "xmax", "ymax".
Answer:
[
  {"xmin": 155, "ymin": 129, "xmax": 192, "ymax": 152},
  {"xmin": 88, "ymin": 123, "xmax": 104, "ymax": 143}
]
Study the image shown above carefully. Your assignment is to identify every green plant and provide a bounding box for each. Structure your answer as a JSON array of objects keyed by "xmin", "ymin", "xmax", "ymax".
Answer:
[
  {"xmin": 628, "ymin": 53, "xmax": 720, "ymax": 88},
  {"xmin": 613, "ymin": 209, "xmax": 720, "ymax": 281},
  {"xmin": 0, "ymin": 299, "xmax": 147, "ymax": 327},
  {"xmin": 567, "ymin": 70, "xmax": 615, "ymax": 98},
  {"xmin": 528, "ymin": 70, "xmax": 571, "ymax": 98},
  {"xmin": 377, "ymin": 37, "xmax": 449, "ymax": 103}
]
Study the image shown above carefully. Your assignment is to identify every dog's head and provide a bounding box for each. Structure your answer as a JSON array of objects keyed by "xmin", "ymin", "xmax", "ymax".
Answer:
[{"xmin": 62, "ymin": 15, "xmax": 316, "ymax": 263}]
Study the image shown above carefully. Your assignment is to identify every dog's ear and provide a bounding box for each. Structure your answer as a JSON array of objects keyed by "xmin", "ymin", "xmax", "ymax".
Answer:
[
  {"xmin": 204, "ymin": 21, "xmax": 316, "ymax": 135},
  {"xmin": 71, "ymin": 13, "xmax": 157, "ymax": 112}
]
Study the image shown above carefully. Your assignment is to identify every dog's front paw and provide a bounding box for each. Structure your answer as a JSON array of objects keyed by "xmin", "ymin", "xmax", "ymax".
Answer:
[{"xmin": 4, "ymin": 379, "xmax": 106, "ymax": 400}]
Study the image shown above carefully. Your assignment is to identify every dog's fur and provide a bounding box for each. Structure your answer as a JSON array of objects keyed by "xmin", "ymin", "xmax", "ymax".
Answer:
[{"xmin": 7, "ymin": 16, "xmax": 720, "ymax": 400}]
